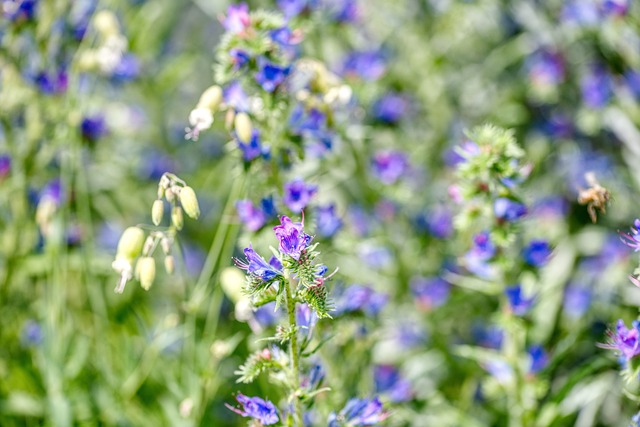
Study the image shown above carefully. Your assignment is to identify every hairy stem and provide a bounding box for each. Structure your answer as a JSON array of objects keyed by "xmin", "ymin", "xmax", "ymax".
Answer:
[{"xmin": 284, "ymin": 269, "xmax": 303, "ymax": 426}]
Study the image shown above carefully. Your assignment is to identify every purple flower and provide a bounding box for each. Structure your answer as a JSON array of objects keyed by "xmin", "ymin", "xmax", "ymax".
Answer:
[
  {"xmin": 296, "ymin": 303, "xmax": 317, "ymax": 330},
  {"xmin": 464, "ymin": 231, "xmax": 496, "ymax": 278},
  {"xmin": 223, "ymin": 81, "xmax": 250, "ymax": 112},
  {"xmin": 225, "ymin": 393, "xmax": 279, "ymax": 425},
  {"xmin": 625, "ymin": 70, "xmax": 640, "ymax": 99},
  {"xmin": 374, "ymin": 365, "xmax": 413, "ymax": 403},
  {"xmin": 111, "ymin": 54, "xmax": 140, "ymax": 82},
  {"xmin": 411, "ymin": 276, "xmax": 450, "ymax": 309},
  {"xmin": 602, "ymin": 0, "xmax": 630, "ymax": 17},
  {"xmin": 316, "ymin": 204, "xmax": 342, "ymax": 238},
  {"xmin": 283, "ymin": 179, "xmax": 317, "ymax": 212},
  {"xmin": 600, "ymin": 320, "xmax": 640, "ymax": 361},
  {"xmin": 561, "ymin": 1, "xmax": 601, "ymax": 26},
  {"xmin": 532, "ymin": 196, "xmax": 569, "ymax": 219},
  {"xmin": 234, "ymin": 244, "xmax": 283, "ymax": 281},
  {"xmin": 236, "ymin": 200, "xmax": 267, "ymax": 231},
  {"xmin": 221, "ymin": 3, "xmax": 250, "ymax": 34},
  {"xmin": 341, "ymin": 50, "xmax": 386, "ymax": 81},
  {"xmin": 229, "ymin": 48, "xmax": 250, "ymax": 70},
  {"xmin": 528, "ymin": 345, "xmax": 548, "ymax": 374},
  {"xmin": 505, "ymin": 285, "xmax": 534, "ymax": 316},
  {"xmin": 581, "ymin": 66, "xmax": 611, "ymax": 109},
  {"xmin": 415, "ymin": 207, "xmax": 453, "ymax": 239},
  {"xmin": 473, "ymin": 325, "xmax": 504, "ymax": 349},
  {"xmin": 276, "ymin": 0, "xmax": 311, "ymax": 17},
  {"xmin": 335, "ymin": 285, "xmax": 388, "ymax": 316},
  {"xmin": 483, "ymin": 360, "xmax": 513, "ymax": 384},
  {"xmin": 238, "ymin": 129, "xmax": 267, "ymax": 162},
  {"xmin": 255, "ymin": 58, "xmax": 291, "ymax": 92},
  {"xmin": 494, "ymin": 198, "xmax": 527, "ymax": 222},
  {"xmin": 358, "ymin": 244, "xmax": 392, "ymax": 269},
  {"xmin": 325, "ymin": 0, "xmax": 359, "ymax": 23},
  {"xmin": 527, "ymin": 50, "xmax": 565, "ymax": 87},
  {"xmin": 372, "ymin": 92, "xmax": 409, "ymax": 124},
  {"xmin": 523, "ymin": 240, "xmax": 552, "ymax": 267},
  {"xmin": 4, "ymin": 0, "xmax": 37, "ymax": 22},
  {"xmin": 371, "ymin": 150, "xmax": 409, "ymax": 185},
  {"xmin": 563, "ymin": 284, "xmax": 591, "ymax": 318},
  {"xmin": 328, "ymin": 397, "xmax": 389, "ymax": 426},
  {"xmin": 35, "ymin": 69, "xmax": 67, "ymax": 95},
  {"xmin": 273, "ymin": 215, "xmax": 311, "ymax": 260},
  {"xmin": 254, "ymin": 301, "xmax": 279, "ymax": 327},
  {"xmin": 540, "ymin": 113, "xmax": 574, "ymax": 139},
  {"xmin": 620, "ymin": 219, "xmax": 640, "ymax": 251},
  {"xmin": 348, "ymin": 205, "xmax": 374, "ymax": 238},
  {"xmin": 21, "ymin": 320, "xmax": 43, "ymax": 346},
  {"xmin": 0, "ymin": 155, "xmax": 11, "ymax": 179},
  {"xmin": 80, "ymin": 115, "xmax": 107, "ymax": 142},
  {"xmin": 39, "ymin": 179, "xmax": 64, "ymax": 207}
]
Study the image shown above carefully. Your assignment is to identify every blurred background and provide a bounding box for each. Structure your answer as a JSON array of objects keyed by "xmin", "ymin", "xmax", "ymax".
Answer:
[{"xmin": 2, "ymin": 0, "xmax": 640, "ymax": 425}]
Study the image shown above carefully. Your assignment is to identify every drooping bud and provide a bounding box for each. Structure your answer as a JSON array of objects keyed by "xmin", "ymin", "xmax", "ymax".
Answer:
[
  {"xmin": 161, "ymin": 237, "xmax": 171, "ymax": 255},
  {"xmin": 165, "ymin": 187, "xmax": 176, "ymax": 203},
  {"xmin": 234, "ymin": 112, "xmax": 252, "ymax": 143},
  {"xmin": 180, "ymin": 186, "xmax": 200, "ymax": 219},
  {"xmin": 164, "ymin": 255, "xmax": 175, "ymax": 274},
  {"xmin": 137, "ymin": 257, "xmax": 156, "ymax": 291},
  {"xmin": 116, "ymin": 227, "xmax": 145, "ymax": 260},
  {"xmin": 172, "ymin": 206, "xmax": 184, "ymax": 230},
  {"xmin": 152, "ymin": 199, "xmax": 164, "ymax": 226},
  {"xmin": 93, "ymin": 10, "xmax": 119, "ymax": 37},
  {"xmin": 197, "ymin": 85, "xmax": 223, "ymax": 112}
]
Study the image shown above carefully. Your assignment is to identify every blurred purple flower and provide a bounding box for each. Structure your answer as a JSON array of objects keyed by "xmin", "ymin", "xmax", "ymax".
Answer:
[
  {"xmin": 620, "ymin": 219, "xmax": 640, "ymax": 252},
  {"xmin": 625, "ymin": 70, "xmax": 640, "ymax": 99},
  {"xmin": 464, "ymin": 231, "xmax": 496, "ymax": 278},
  {"xmin": 111, "ymin": 54, "xmax": 140, "ymax": 82},
  {"xmin": 224, "ymin": 81, "xmax": 250, "ymax": 112},
  {"xmin": 236, "ymin": 200, "xmax": 267, "ymax": 231},
  {"xmin": 411, "ymin": 276, "xmax": 450, "ymax": 309},
  {"xmin": 523, "ymin": 240, "xmax": 552, "ymax": 267},
  {"xmin": 335, "ymin": 285, "xmax": 388, "ymax": 316},
  {"xmin": 505, "ymin": 285, "xmax": 534, "ymax": 316},
  {"xmin": 80, "ymin": 115, "xmax": 107, "ymax": 142},
  {"xmin": 296, "ymin": 303, "xmax": 317, "ymax": 330},
  {"xmin": 348, "ymin": 205, "xmax": 374, "ymax": 237},
  {"xmin": 494, "ymin": 198, "xmax": 527, "ymax": 222},
  {"xmin": 40, "ymin": 179, "xmax": 64, "ymax": 207},
  {"xmin": 374, "ymin": 365, "xmax": 413, "ymax": 403},
  {"xmin": 328, "ymin": 397, "xmax": 388, "ymax": 426},
  {"xmin": 229, "ymin": 48, "xmax": 250, "ymax": 70},
  {"xmin": 21, "ymin": 320, "xmax": 43, "ymax": 346},
  {"xmin": 3, "ymin": 0, "xmax": 37, "ymax": 22},
  {"xmin": 237, "ymin": 129, "xmax": 266, "ymax": 162},
  {"xmin": 283, "ymin": 178, "xmax": 317, "ymax": 212},
  {"xmin": 532, "ymin": 196, "xmax": 569, "ymax": 219},
  {"xmin": 561, "ymin": 1, "xmax": 601, "ymax": 26},
  {"xmin": 273, "ymin": 215, "xmax": 311, "ymax": 260},
  {"xmin": 255, "ymin": 58, "xmax": 291, "ymax": 92},
  {"xmin": 415, "ymin": 206, "xmax": 453, "ymax": 239},
  {"xmin": 540, "ymin": 112, "xmax": 574, "ymax": 139},
  {"xmin": 316, "ymin": 204, "xmax": 342, "ymax": 238},
  {"xmin": 226, "ymin": 393, "xmax": 279, "ymax": 425},
  {"xmin": 221, "ymin": 3, "xmax": 250, "ymax": 34},
  {"xmin": 600, "ymin": 320, "xmax": 640, "ymax": 362},
  {"xmin": 35, "ymin": 69, "xmax": 67, "ymax": 95},
  {"xmin": 254, "ymin": 302, "xmax": 279, "ymax": 327},
  {"xmin": 371, "ymin": 150, "xmax": 408, "ymax": 185},
  {"xmin": 581, "ymin": 66, "xmax": 611, "ymax": 109},
  {"xmin": 528, "ymin": 345, "xmax": 548, "ymax": 374},
  {"xmin": 528, "ymin": 50, "xmax": 565, "ymax": 87},
  {"xmin": 372, "ymin": 92, "xmax": 410, "ymax": 124},
  {"xmin": 563, "ymin": 285, "xmax": 591, "ymax": 318},
  {"xmin": 325, "ymin": 0, "xmax": 359, "ymax": 23},
  {"xmin": 358, "ymin": 244, "xmax": 392, "ymax": 269},
  {"xmin": 483, "ymin": 360, "xmax": 513, "ymax": 384},
  {"xmin": 473, "ymin": 324, "xmax": 503, "ymax": 349},
  {"xmin": 0, "ymin": 155, "xmax": 11, "ymax": 179},
  {"xmin": 602, "ymin": 0, "xmax": 630, "ymax": 17},
  {"xmin": 341, "ymin": 50, "xmax": 386, "ymax": 81},
  {"xmin": 276, "ymin": 0, "xmax": 312, "ymax": 18}
]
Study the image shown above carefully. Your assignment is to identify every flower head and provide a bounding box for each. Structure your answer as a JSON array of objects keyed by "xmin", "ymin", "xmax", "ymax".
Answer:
[
  {"xmin": 522, "ymin": 240, "xmax": 552, "ymax": 267},
  {"xmin": 316, "ymin": 204, "xmax": 343, "ymax": 238},
  {"xmin": 283, "ymin": 178, "xmax": 317, "ymax": 212},
  {"xmin": 81, "ymin": 115, "xmax": 107, "ymax": 142},
  {"xmin": 234, "ymin": 245, "xmax": 282, "ymax": 281},
  {"xmin": 371, "ymin": 150, "xmax": 409, "ymax": 185},
  {"xmin": 411, "ymin": 276, "xmax": 450, "ymax": 309},
  {"xmin": 225, "ymin": 393, "xmax": 279, "ymax": 425},
  {"xmin": 372, "ymin": 92, "xmax": 410, "ymax": 124},
  {"xmin": 223, "ymin": 81, "xmax": 250, "ymax": 112},
  {"xmin": 238, "ymin": 129, "xmax": 267, "ymax": 162},
  {"xmin": 221, "ymin": 3, "xmax": 250, "ymax": 34},
  {"xmin": 527, "ymin": 345, "xmax": 548, "ymax": 374},
  {"xmin": 255, "ymin": 58, "xmax": 291, "ymax": 92},
  {"xmin": 273, "ymin": 215, "xmax": 312, "ymax": 260},
  {"xmin": 581, "ymin": 65, "xmax": 611, "ymax": 109},
  {"xmin": 229, "ymin": 48, "xmax": 250, "ymax": 70},
  {"xmin": 600, "ymin": 320, "xmax": 640, "ymax": 362},
  {"xmin": 505, "ymin": 285, "xmax": 534, "ymax": 316},
  {"xmin": 236, "ymin": 200, "xmax": 267, "ymax": 231}
]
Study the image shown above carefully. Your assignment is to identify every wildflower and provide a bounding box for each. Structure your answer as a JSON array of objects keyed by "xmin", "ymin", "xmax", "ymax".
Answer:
[
  {"xmin": 223, "ymin": 81, "xmax": 250, "ymax": 112},
  {"xmin": 522, "ymin": 240, "xmax": 552, "ymax": 267},
  {"xmin": 358, "ymin": 244, "xmax": 392, "ymax": 269},
  {"xmin": 237, "ymin": 129, "xmax": 268, "ymax": 162},
  {"xmin": 414, "ymin": 207, "xmax": 453, "ymax": 239},
  {"xmin": 374, "ymin": 365, "xmax": 413, "ymax": 403},
  {"xmin": 255, "ymin": 58, "xmax": 291, "ymax": 92},
  {"xmin": 473, "ymin": 324, "xmax": 504, "ymax": 349},
  {"xmin": 561, "ymin": 1, "xmax": 601, "ymax": 26},
  {"xmin": 21, "ymin": 320, "xmax": 43, "ymax": 346},
  {"xmin": 229, "ymin": 48, "xmax": 250, "ymax": 70},
  {"xmin": 372, "ymin": 92, "xmax": 410, "ymax": 124},
  {"xmin": 335, "ymin": 285, "xmax": 388, "ymax": 316},
  {"xmin": 234, "ymin": 245, "xmax": 283, "ymax": 281},
  {"xmin": 276, "ymin": 0, "xmax": 311, "ymax": 18},
  {"xmin": 325, "ymin": 0, "xmax": 359, "ymax": 23},
  {"xmin": 328, "ymin": 397, "xmax": 389, "ymax": 426},
  {"xmin": 371, "ymin": 150, "xmax": 408, "ymax": 185},
  {"xmin": 111, "ymin": 54, "xmax": 140, "ymax": 82},
  {"xmin": 620, "ymin": 219, "xmax": 640, "ymax": 251},
  {"xmin": 581, "ymin": 65, "xmax": 611, "ymax": 109},
  {"xmin": 35, "ymin": 69, "xmax": 68, "ymax": 95},
  {"xmin": 494, "ymin": 198, "xmax": 527, "ymax": 222},
  {"xmin": 464, "ymin": 231, "xmax": 496, "ymax": 278},
  {"xmin": 316, "ymin": 204, "xmax": 342, "ymax": 238},
  {"xmin": 602, "ymin": 0, "xmax": 630, "ymax": 17},
  {"xmin": 341, "ymin": 50, "xmax": 386, "ymax": 81},
  {"xmin": 411, "ymin": 276, "xmax": 450, "ymax": 309},
  {"xmin": 505, "ymin": 285, "xmax": 534, "ymax": 316},
  {"xmin": 527, "ymin": 345, "xmax": 548, "ymax": 374},
  {"xmin": 225, "ymin": 393, "xmax": 279, "ymax": 425},
  {"xmin": 563, "ymin": 285, "xmax": 591, "ymax": 318},
  {"xmin": 220, "ymin": 3, "xmax": 250, "ymax": 34},
  {"xmin": 3, "ymin": 0, "xmax": 37, "ymax": 22},
  {"xmin": 80, "ymin": 115, "xmax": 107, "ymax": 142},
  {"xmin": 283, "ymin": 179, "xmax": 317, "ymax": 212},
  {"xmin": 273, "ymin": 215, "xmax": 311, "ymax": 260},
  {"xmin": 236, "ymin": 200, "xmax": 267, "ymax": 231},
  {"xmin": 527, "ymin": 50, "xmax": 565, "ymax": 87},
  {"xmin": 0, "ymin": 155, "xmax": 11, "ymax": 179},
  {"xmin": 600, "ymin": 320, "xmax": 640, "ymax": 361}
]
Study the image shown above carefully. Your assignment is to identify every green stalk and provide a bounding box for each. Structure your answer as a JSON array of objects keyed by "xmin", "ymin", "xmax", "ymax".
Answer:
[{"xmin": 284, "ymin": 269, "xmax": 303, "ymax": 426}]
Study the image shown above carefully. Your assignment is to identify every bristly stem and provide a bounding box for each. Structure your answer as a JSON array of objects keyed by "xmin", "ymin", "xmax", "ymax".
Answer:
[{"xmin": 284, "ymin": 269, "xmax": 303, "ymax": 426}]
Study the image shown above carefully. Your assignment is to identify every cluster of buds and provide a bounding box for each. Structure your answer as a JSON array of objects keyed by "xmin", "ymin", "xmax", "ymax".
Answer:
[
  {"xmin": 111, "ymin": 173, "xmax": 199, "ymax": 293},
  {"xmin": 77, "ymin": 10, "xmax": 131, "ymax": 76}
]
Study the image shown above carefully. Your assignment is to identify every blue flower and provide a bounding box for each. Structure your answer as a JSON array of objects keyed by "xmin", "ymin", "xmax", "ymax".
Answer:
[
  {"xmin": 334, "ymin": 285, "xmax": 388, "ymax": 317},
  {"xmin": 494, "ymin": 198, "xmax": 527, "ymax": 222},
  {"xmin": 341, "ymin": 50, "xmax": 386, "ymax": 81},
  {"xmin": 276, "ymin": 0, "xmax": 312, "ymax": 18},
  {"xmin": 223, "ymin": 81, "xmax": 250, "ymax": 112},
  {"xmin": 237, "ymin": 129, "xmax": 267, "ymax": 162},
  {"xmin": 324, "ymin": 0, "xmax": 359, "ymax": 23},
  {"xmin": 0, "ymin": 154, "xmax": 11, "ymax": 179},
  {"xmin": 111, "ymin": 54, "xmax": 140, "ymax": 82},
  {"xmin": 602, "ymin": 0, "xmax": 629, "ymax": 17},
  {"xmin": 371, "ymin": 150, "xmax": 408, "ymax": 185},
  {"xmin": 505, "ymin": 285, "xmax": 534, "ymax": 316},
  {"xmin": 255, "ymin": 58, "xmax": 291, "ymax": 92},
  {"xmin": 35, "ymin": 69, "xmax": 67, "ymax": 95},
  {"xmin": 221, "ymin": 3, "xmax": 250, "ymax": 34},
  {"xmin": 464, "ymin": 231, "xmax": 496, "ymax": 278},
  {"xmin": 225, "ymin": 393, "xmax": 279, "ymax": 425},
  {"xmin": 374, "ymin": 365, "xmax": 413, "ymax": 403},
  {"xmin": 522, "ymin": 240, "xmax": 552, "ymax": 267},
  {"xmin": 563, "ymin": 285, "xmax": 591, "ymax": 318},
  {"xmin": 581, "ymin": 65, "xmax": 611, "ymax": 109},
  {"xmin": 283, "ymin": 178, "xmax": 317, "ymax": 212},
  {"xmin": 372, "ymin": 92, "xmax": 410, "ymax": 124},
  {"xmin": 236, "ymin": 200, "xmax": 267, "ymax": 231},
  {"xmin": 527, "ymin": 50, "xmax": 565, "ymax": 87},
  {"xmin": 411, "ymin": 276, "xmax": 450, "ymax": 309},
  {"xmin": 273, "ymin": 215, "xmax": 311, "ymax": 260},
  {"xmin": 527, "ymin": 345, "xmax": 548, "ymax": 374},
  {"xmin": 4, "ymin": 0, "xmax": 37, "ymax": 22},
  {"xmin": 328, "ymin": 397, "xmax": 388, "ymax": 426},
  {"xmin": 229, "ymin": 48, "xmax": 250, "ymax": 70},
  {"xmin": 21, "ymin": 320, "xmax": 43, "ymax": 346},
  {"xmin": 473, "ymin": 324, "xmax": 504, "ymax": 349},
  {"xmin": 80, "ymin": 115, "xmax": 107, "ymax": 142},
  {"xmin": 316, "ymin": 204, "xmax": 342, "ymax": 238},
  {"xmin": 234, "ymin": 245, "xmax": 282, "ymax": 281}
]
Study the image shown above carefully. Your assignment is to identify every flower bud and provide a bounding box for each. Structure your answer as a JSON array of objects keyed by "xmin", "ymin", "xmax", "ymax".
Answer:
[
  {"xmin": 165, "ymin": 187, "xmax": 176, "ymax": 203},
  {"xmin": 93, "ymin": 10, "xmax": 119, "ymax": 37},
  {"xmin": 116, "ymin": 227, "xmax": 145, "ymax": 260},
  {"xmin": 172, "ymin": 206, "xmax": 184, "ymax": 230},
  {"xmin": 161, "ymin": 237, "xmax": 171, "ymax": 255},
  {"xmin": 142, "ymin": 235, "xmax": 155, "ymax": 256},
  {"xmin": 137, "ymin": 257, "xmax": 156, "ymax": 291},
  {"xmin": 234, "ymin": 112, "xmax": 252, "ymax": 143},
  {"xmin": 197, "ymin": 85, "xmax": 223, "ymax": 112},
  {"xmin": 151, "ymin": 199, "xmax": 164, "ymax": 226},
  {"xmin": 164, "ymin": 255, "xmax": 175, "ymax": 274},
  {"xmin": 180, "ymin": 186, "xmax": 200, "ymax": 219}
]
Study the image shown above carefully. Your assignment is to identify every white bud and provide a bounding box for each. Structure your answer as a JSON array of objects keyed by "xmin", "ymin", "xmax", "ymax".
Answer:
[
  {"xmin": 151, "ymin": 199, "xmax": 164, "ymax": 226},
  {"xmin": 197, "ymin": 85, "xmax": 223, "ymax": 112},
  {"xmin": 234, "ymin": 112, "xmax": 252, "ymax": 143}
]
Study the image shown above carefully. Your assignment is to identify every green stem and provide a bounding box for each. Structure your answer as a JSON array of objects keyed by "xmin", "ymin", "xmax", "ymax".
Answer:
[{"xmin": 284, "ymin": 269, "xmax": 303, "ymax": 426}]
